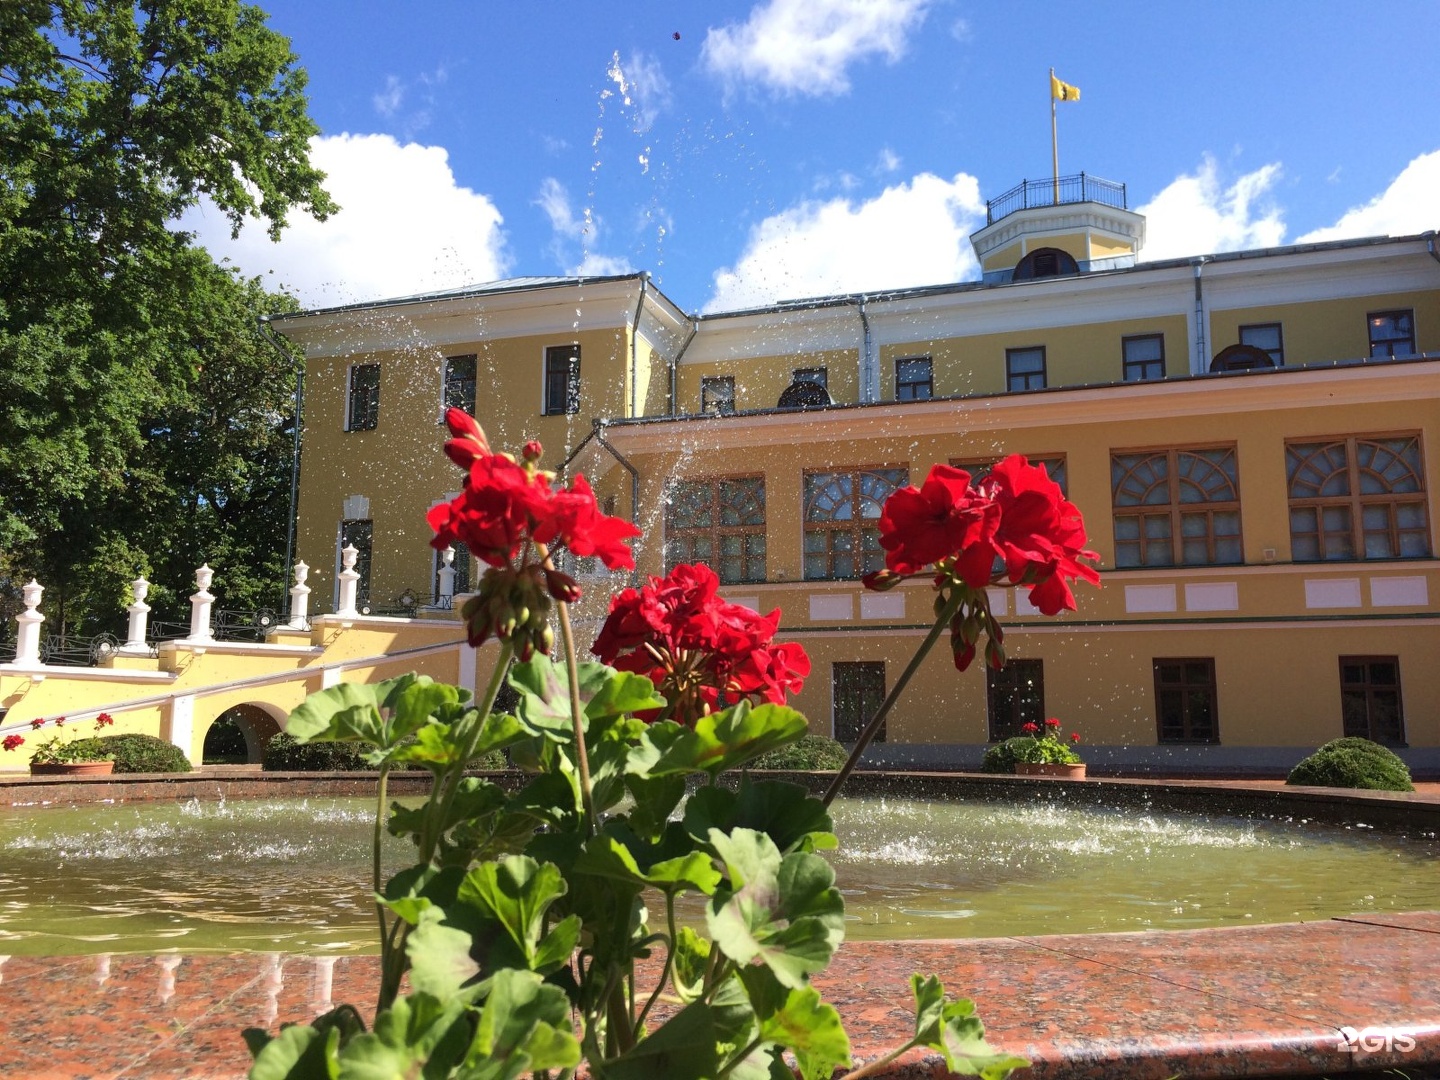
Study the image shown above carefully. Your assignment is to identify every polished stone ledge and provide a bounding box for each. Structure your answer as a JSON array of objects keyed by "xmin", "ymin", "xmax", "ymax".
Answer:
[{"xmin": 2, "ymin": 913, "xmax": 1437, "ymax": 1079}]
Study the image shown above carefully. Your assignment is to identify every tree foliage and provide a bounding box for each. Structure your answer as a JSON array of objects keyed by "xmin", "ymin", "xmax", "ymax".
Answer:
[{"xmin": 0, "ymin": 0, "xmax": 333, "ymax": 636}]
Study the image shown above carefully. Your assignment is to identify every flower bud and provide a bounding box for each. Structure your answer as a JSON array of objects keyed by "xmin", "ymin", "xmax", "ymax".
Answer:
[
  {"xmin": 522, "ymin": 439, "xmax": 544, "ymax": 462},
  {"xmin": 862, "ymin": 568, "xmax": 902, "ymax": 592},
  {"xmin": 543, "ymin": 568, "xmax": 582, "ymax": 603},
  {"xmin": 444, "ymin": 407, "xmax": 489, "ymax": 448}
]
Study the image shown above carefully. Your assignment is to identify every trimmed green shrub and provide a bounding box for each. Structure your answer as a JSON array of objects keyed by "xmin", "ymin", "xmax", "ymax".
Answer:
[
  {"xmin": 92, "ymin": 734, "xmax": 192, "ymax": 773},
  {"xmin": 263, "ymin": 733, "xmax": 508, "ymax": 772},
  {"xmin": 1287, "ymin": 737, "xmax": 1413, "ymax": 791},
  {"xmin": 981, "ymin": 737, "xmax": 1036, "ymax": 774},
  {"xmin": 750, "ymin": 733, "xmax": 848, "ymax": 770}
]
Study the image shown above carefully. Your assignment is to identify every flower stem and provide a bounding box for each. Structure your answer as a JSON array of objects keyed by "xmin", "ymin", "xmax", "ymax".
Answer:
[
  {"xmin": 822, "ymin": 588, "xmax": 965, "ymax": 807},
  {"xmin": 556, "ymin": 600, "xmax": 598, "ymax": 836}
]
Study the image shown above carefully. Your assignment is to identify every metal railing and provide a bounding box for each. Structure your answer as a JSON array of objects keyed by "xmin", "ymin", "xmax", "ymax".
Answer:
[{"xmin": 986, "ymin": 173, "xmax": 1128, "ymax": 225}]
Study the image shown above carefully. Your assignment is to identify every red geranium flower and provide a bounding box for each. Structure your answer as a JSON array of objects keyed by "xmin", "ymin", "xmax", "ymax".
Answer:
[
  {"xmin": 593, "ymin": 563, "xmax": 808, "ymax": 725},
  {"xmin": 1045, "ymin": 717, "xmax": 1061, "ymax": 729},
  {"xmin": 1020, "ymin": 722, "xmax": 1040, "ymax": 734},
  {"xmin": 1070, "ymin": 732, "xmax": 1081, "ymax": 743},
  {"xmin": 2, "ymin": 735, "xmax": 23, "ymax": 752},
  {"xmin": 30, "ymin": 718, "xmax": 44, "ymax": 730},
  {"xmin": 96, "ymin": 712, "xmax": 114, "ymax": 728},
  {"xmin": 875, "ymin": 464, "xmax": 999, "ymax": 585},
  {"xmin": 54, "ymin": 716, "xmax": 65, "ymax": 727},
  {"xmin": 981, "ymin": 456, "xmax": 1100, "ymax": 616}
]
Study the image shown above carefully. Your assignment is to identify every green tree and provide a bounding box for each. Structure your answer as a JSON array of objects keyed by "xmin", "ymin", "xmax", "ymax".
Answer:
[{"xmin": 0, "ymin": 0, "xmax": 333, "ymax": 638}]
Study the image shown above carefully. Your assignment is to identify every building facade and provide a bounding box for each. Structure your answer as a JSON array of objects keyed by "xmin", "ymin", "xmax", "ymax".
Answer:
[{"xmin": 271, "ymin": 180, "xmax": 1440, "ymax": 774}]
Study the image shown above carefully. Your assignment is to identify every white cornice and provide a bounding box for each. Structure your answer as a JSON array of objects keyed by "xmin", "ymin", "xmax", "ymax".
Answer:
[
  {"xmin": 970, "ymin": 203, "xmax": 1146, "ymax": 259},
  {"xmin": 601, "ymin": 359, "xmax": 1440, "ymax": 454}
]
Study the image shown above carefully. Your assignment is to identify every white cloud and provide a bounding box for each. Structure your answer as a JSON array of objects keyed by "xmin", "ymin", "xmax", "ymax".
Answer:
[
  {"xmin": 1137, "ymin": 157, "xmax": 1285, "ymax": 261},
  {"xmin": 608, "ymin": 50, "xmax": 672, "ymax": 134},
  {"xmin": 707, "ymin": 171, "xmax": 984, "ymax": 311},
  {"xmin": 1297, "ymin": 149, "xmax": 1440, "ymax": 243},
  {"xmin": 702, "ymin": 0, "xmax": 930, "ymax": 97},
  {"xmin": 876, "ymin": 147, "xmax": 901, "ymax": 174},
  {"xmin": 534, "ymin": 178, "xmax": 634, "ymax": 277},
  {"xmin": 178, "ymin": 133, "xmax": 509, "ymax": 307},
  {"xmin": 373, "ymin": 75, "xmax": 404, "ymax": 118}
]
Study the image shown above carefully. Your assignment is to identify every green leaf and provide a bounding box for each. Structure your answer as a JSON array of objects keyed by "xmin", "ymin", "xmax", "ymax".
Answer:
[
  {"xmin": 595, "ymin": 1002, "xmax": 720, "ymax": 1080},
  {"xmin": 459, "ymin": 856, "xmax": 574, "ymax": 972},
  {"xmin": 387, "ymin": 781, "xmax": 507, "ymax": 845},
  {"xmin": 462, "ymin": 969, "xmax": 580, "ymax": 1080},
  {"xmin": 654, "ymin": 702, "xmax": 809, "ymax": 778},
  {"xmin": 585, "ymin": 668, "xmax": 666, "ymax": 722},
  {"xmin": 245, "ymin": 1023, "xmax": 339, "ymax": 1080},
  {"xmin": 285, "ymin": 682, "xmax": 387, "ymax": 748},
  {"xmin": 683, "ymin": 777, "xmax": 835, "ymax": 856},
  {"xmin": 624, "ymin": 773, "xmax": 687, "ymax": 840},
  {"xmin": 910, "ymin": 975, "xmax": 1030, "ymax": 1079},
  {"xmin": 387, "ymin": 679, "xmax": 463, "ymax": 743},
  {"xmin": 738, "ymin": 967, "xmax": 851, "ymax": 1080},
  {"xmin": 705, "ymin": 829, "xmax": 843, "ymax": 988},
  {"xmin": 670, "ymin": 925, "xmax": 711, "ymax": 1003},
  {"xmin": 405, "ymin": 907, "xmax": 482, "ymax": 1001},
  {"xmin": 573, "ymin": 827, "xmax": 722, "ymax": 895},
  {"xmin": 509, "ymin": 655, "xmax": 613, "ymax": 739},
  {"xmin": 334, "ymin": 992, "xmax": 472, "ymax": 1080},
  {"xmin": 379, "ymin": 864, "xmax": 463, "ymax": 926}
]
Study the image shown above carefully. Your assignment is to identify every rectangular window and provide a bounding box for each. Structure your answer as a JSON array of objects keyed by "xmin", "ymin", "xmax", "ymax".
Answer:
[
  {"xmin": 346, "ymin": 364, "xmax": 380, "ymax": 431},
  {"xmin": 952, "ymin": 455, "xmax": 1068, "ymax": 497},
  {"xmin": 987, "ymin": 659, "xmax": 1044, "ymax": 741},
  {"xmin": 1112, "ymin": 447, "xmax": 1242, "ymax": 567},
  {"xmin": 1368, "ymin": 310, "xmax": 1415, "ymax": 358},
  {"xmin": 1340, "ymin": 657, "xmax": 1406, "ymax": 746},
  {"xmin": 665, "ymin": 476, "xmax": 766, "ymax": 584},
  {"xmin": 1122, "ymin": 334, "xmax": 1165, "ymax": 382},
  {"xmin": 803, "ymin": 467, "xmax": 908, "ymax": 580},
  {"xmin": 1239, "ymin": 323, "xmax": 1285, "ymax": 365},
  {"xmin": 793, "ymin": 367, "xmax": 828, "ymax": 388},
  {"xmin": 340, "ymin": 518, "xmax": 373, "ymax": 604},
  {"xmin": 1154, "ymin": 658, "xmax": 1218, "ymax": 743},
  {"xmin": 544, "ymin": 345, "xmax": 581, "ymax": 415},
  {"xmin": 833, "ymin": 661, "xmax": 886, "ymax": 743},
  {"xmin": 701, "ymin": 376, "xmax": 736, "ymax": 415},
  {"xmin": 1285, "ymin": 435, "xmax": 1429, "ymax": 561},
  {"xmin": 1006, "ymin": 347, "xmax": 1046, "ymax": 391},
  {"xmin": 895, "ymin": 356, "xmax": 933, "ymax": 401},
  {"xmin": 443, "ymin": 354, "xmax": 477, "ymax": 415}
]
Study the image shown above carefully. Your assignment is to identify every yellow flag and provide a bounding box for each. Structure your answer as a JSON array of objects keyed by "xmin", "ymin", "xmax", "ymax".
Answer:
[{"xmin": 1051, "ymin": 73, "xmax": 1080, "ymax": 102}]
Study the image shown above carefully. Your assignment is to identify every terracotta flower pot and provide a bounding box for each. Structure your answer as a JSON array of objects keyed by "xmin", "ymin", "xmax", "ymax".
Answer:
[
  {"xmin": 30, "ymin": 760, "xmax": 115, "ymax": 777},
  {"xmin": 1015, "ymin": 761, "xmax": 1086, "ymax": 779}
]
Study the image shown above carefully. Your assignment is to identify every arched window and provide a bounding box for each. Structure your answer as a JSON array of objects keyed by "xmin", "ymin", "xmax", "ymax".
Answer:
[
  {"xmin": 1012, "ymin": 247, "xmax": 1079, "ymax": 281},
  {"xmin": 802, "ymin": 467, "xmax": 907, "ymax": 579},
  {"xmin": 1209, "ymin": 343, "xmax": 1275, "ymax": 373},
  {"xmin": 1285, "ymin": 436, "xmax": 1429, "ymax": 560},
  {"xmin": 1111, "ymin": 448, "xmax": 1241, "ymax": 567},
  {"xmin": 777, "ymin": 379, "xmax": 832, "ymax": 409}
]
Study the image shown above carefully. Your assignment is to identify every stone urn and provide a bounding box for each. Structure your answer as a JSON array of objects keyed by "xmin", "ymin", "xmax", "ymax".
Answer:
[{"xmin": 1015, "ymin": 761, "xmax": 1086, "ymax": 779}]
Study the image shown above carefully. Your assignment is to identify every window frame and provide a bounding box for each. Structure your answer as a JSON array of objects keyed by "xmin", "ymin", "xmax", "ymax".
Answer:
[
  {"xmin": 793, "ymin": 366, "xmax": 828, "ymax": 388},
  {"xmin": 1367, "ymin": 309, "xmax": 1416, "ymax": 359},
  {"xmin": 543, "ymin": 344, "xmax": 581, "ymax": 416},
  {"xmin": 832, "ymin": 661, "xmax": 886, "ymax": 743},
  {"xmin": 1284, "ymin": 433, "xmax": 1430, "ymax": 562},
  {"xmin": 1121, "ymin": 333, "xmax": 1165, "ymax": 383},
  {"xmin": 1238, "ymin": 323, "xmax": 1285, "ymax": 366},
  {"xmin": 1005, "ymin": 346, "xmax": 1047, "ymax": 392},
  {"xmin": 802, "ymin": 465, "xmax": 908, "ymax": 581},
  {"xmin": 663, "ymin": 474, "xmax": 767, "ymax": 584},
  {"xmin": 1111, "ymin": 445, "xmax": 1243, "ymax": 568},
  {"xmin": 986, "ymin": 658, "xmax": 1044, "ymax": 742},
  {"xmin": 1339, "ymin": 656, "xmax": 1406, "ymax": 747},
  {"xmin": 338, "ymin": 518, "xmax": 374, "ymax": 605},
  {"xmin": 701, "ymin": 375, "xmax": 736, "ymax": 416},
  {"xmin": 442, "ymin": 354, "xmax": 477, "ymax": 417},
  {"xmin": 951, "ymin": 455, "xmax": 1068, "ymax": 497},
  {"xmin": 1153, "ymin": 657, "xmax": 1219, "ymax": 744},
  {"xmin": 894, "ymin": 355, "xmax": 933, "ymax": 401},
  {"xmin": 345, "ymin": 363, "xmax": 380, "ymax": 432}
]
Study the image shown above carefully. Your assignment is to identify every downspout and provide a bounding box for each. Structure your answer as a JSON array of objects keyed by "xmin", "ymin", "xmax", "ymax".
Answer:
[
  {"xmin": 629, "ymin": 273, "xmax": 648, "ymax": 418},
  {"xmin": 1190, "ymin": 257, "xmax": 1209, "ymax": 375},
  {"xmin": 1427, "ymin": 232, "xmax": 1440, "ymax": 266},
  {"xmin": 856, "ymin": 296, "xmax": 875, "ymax": 402},
  {"xmin": 257, "ymin": 316, "xmax": 305, "ymax": 616},
  {"xmin": 591, "ymin": 419, "xmax": 642, "ymax": 584},
  {"xmin": 670, "ymin": 317, "xmax": 699, "ymax": 416}
]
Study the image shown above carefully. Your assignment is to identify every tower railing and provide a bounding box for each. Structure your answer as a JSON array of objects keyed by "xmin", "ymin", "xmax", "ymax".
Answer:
[{"xmin": 985, "ymin": 173, "xmax": 1128, "ymax": 225}]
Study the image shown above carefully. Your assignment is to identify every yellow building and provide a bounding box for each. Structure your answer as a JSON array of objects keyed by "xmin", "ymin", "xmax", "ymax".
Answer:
[{"xmin": 271, "ymin": 175, "xmax": 1440, "ymax": 776}]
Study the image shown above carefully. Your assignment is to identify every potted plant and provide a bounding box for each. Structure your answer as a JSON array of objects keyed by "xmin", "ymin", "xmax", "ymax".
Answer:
[
  {"xmin": 29, "ymin": 734, "xmax": 116, "ymax": 776},
  {"xmin": 1011, "ymin": 718, "xmax": 1086, "ymax": 778}
]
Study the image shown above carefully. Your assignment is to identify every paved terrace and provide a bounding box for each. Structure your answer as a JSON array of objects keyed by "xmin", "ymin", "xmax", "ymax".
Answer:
[{"xmin": 2, "ymin": 775, "xmax": 1438, "ymax": 1079}]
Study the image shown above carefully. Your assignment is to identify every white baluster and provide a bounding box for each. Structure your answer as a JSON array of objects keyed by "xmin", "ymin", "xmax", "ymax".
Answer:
[
  {"xmin": 13, "ymin": 580, "xmax": 45, "ymax": 665},
  {"xmin": 186, "ymin": 565, "xmax": 215, "ymax": 643},
  {"xmin": 437, "ymin": 547, "xmax": 456, "ymax": 608},
  {"xmin": 288, "ymin": 561, "xmax": 311, "ymax": 629},
  {"xmin": 309, "ymin": 955, "xmax": 338, "ymax": 1014},
  {"xmin": 336, "ymin": 545, "xmax": 360, "ymax": 617},
  {"xmin": 122, "ymin": 576, "xmax": 151, "ymax": 653}
]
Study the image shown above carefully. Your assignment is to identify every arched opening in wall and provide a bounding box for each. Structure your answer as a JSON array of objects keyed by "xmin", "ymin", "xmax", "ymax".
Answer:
[
  {"xmin": 776, "ymin": 380, "xmax": 832, "ymax": 409},
  {"xmin": 1210, "ymin": 343, "xmax": 1276, "ymax": 373},
  {"xmin": 203, "ymin": 704, "xmax": 282, "ymax": 765},
  {"xmin": 1012, "ymin": 247, "xmax": 1080, "ymax": 281}
]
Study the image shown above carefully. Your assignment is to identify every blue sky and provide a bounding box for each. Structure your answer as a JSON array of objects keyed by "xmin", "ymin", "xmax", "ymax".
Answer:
[{"xmin": 184, "ymin": 1, "xmax": 1440, "ymax": 314}]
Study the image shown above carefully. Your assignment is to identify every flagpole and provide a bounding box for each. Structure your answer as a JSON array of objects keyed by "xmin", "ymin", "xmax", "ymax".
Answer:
[{"xmin": 1050, "ymin": 67, "xmax": 1059, "ymax": 203}]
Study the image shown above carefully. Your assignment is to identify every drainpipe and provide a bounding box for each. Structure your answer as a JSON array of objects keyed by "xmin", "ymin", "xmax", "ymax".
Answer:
[
  {"xmin": 591, "ymin": 420, "xmax": 643, "ymax": 584},
  {"xmin": 1190, "ymin": 257, "xmax": 1209, "ymax": 375},
  {"xmin": 856, "ymin": 296, "xmax": 875, "ymax": 402},
  {"xmin": 629, "ymin": 273, "xmax": 648, "ymax": 418},
  {"xmin": 1427, "ymin": 232, "xmax": 1440, "ymax": 266},
  {"xmin": 670, "ymin": 317, "xmax": 699, "ymax": 416},
  {"xmin": 257, "ymin": 316, "xmax": 305, "ymax": 616}
]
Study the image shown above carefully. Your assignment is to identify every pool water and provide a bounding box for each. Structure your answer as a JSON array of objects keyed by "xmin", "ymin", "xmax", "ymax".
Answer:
[{"xmin": 0, "ymin": 795, "xmax": 1435, "ymax": 955}]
